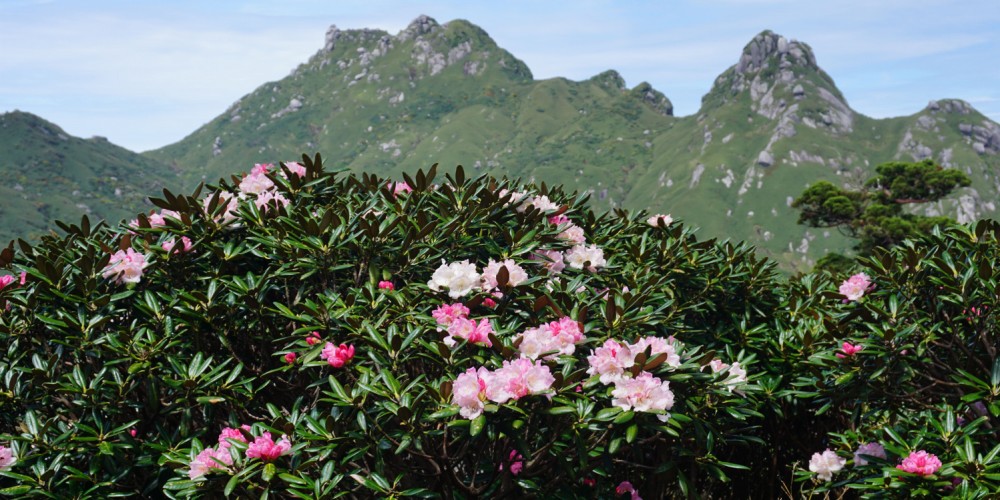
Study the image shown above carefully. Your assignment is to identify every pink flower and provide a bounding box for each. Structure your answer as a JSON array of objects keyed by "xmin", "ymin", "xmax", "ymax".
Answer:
[
  {"xmin": 218, "ymin": 425, "xmax": 251, "ymax": 448},
  {"xmin": 251, "ymin": 163, "xmax": 272, "ymax": 176},
  {"xmin": 854, "ymin": 442, "xmax": 886, "ymax": 466},
  {"xmin": 284, "ymin": 352, "xmax": 297, "ymax": 364},
  {"xmin": 587, "ymin": 339, "xmax": 635, "ymax": 384},
  {"xmin": 533, "ymin": 249, "xmax": 566, "ymax": 274},
  {"xmin": 839, "ymin": 272, "xmax": 872, "ymax": 301},
  {"xmin": 245, "ymin": 432, "xmax": 292, "ymax": 462},
  {"xmin": 836, "ymin": 341, "xmax": 864, "ymax": 359},
  {"xmin": 897, "ymin": 450, "xmax": 942, "ymax": 476},
  {"xmin": 162, "ymin": 236, "xmax": 194, "ymax": 254},
  {"xmin": 503, "ymin": 450, "xmax": 524, "ymax": 476},
  {"xmin": 0, "ymin": 275, "xmax": 15, "ymax": 290},
  {"xmin": 202, "ymin": 193, "xmax": 239, "ymax": 224},
  {"xmin": 378, "ymin": 280, "xmax": 395, "ymax": 291},
  {"xmin": 102, "ymin": 248, "xmax": 150, "ymax": 285},
  {"xmin": 445, "ymin": 317, "xmax": 493, "ymax": 347},
  {"xmin": 0, "ymin": 444, "xmax": 15, "ymax": 470},
  {"xmin": 482, "ymin": 297, "xmax": 497, "ymax": 308},
  {"xmin": 189, "ymin": 446, "xmax": 233, "ymax": 479},
  {"xmin": 432, "ymin": 303, "xmax": 470, "ymax": 328},
  {"xmin": 240, "ymin": 169, "xmax": 275, "ymax": 195},
  {"xmin": 517, "ymin": 317, "xmax": 585, "ymax": 360},
  {"xmin": 548, "ymin": 214, "xmax": 570, "ymax": 226},
  {"xmin": 452, "ymin": 366, "xmax": 492, "ymax": 419},
  {"xmin": 320, "ymin": 342, "xmax": 355, "ymax": 368},
  {"xmin": 583, "ymin": 477, "xmax": 596, "ymax": 487},
  {"xmin": 491, "ymin": 358, "xmax": 555, "ymax": 403},
  {"xmin": 629, "ymin": 336, "xmax": 681, "ymax": 369},
  {"xmin": 611, "ymin": 372, "xmax": 674, "ymax": 421},
  {"xmin": 809, "ymin": 449, "xmax": 845, "ymax": 481},
  {"xmin": 255, "ymin": 190, "xmax": 290, "ymax": 212},
  {"xmin": 389, "ymin": 181, "xmax": 413, "ymax": 197},
  {"xmin": 708, "ymin": 359, "xmax": 748, "ymax": 389},
  {"xmin": 616, "ymin": 481, "xmax": 642, "ymax": 500},
  {"xmin": 19, "ymin": 272, "xmax": 26, "ymax": 285},
  {"xmin": 282, "ymin": 161, "xmax": 306, "ymax": 178},
  {"xmin": 306, "ymin": 331, "xmax": 321, "ymax": 345}
]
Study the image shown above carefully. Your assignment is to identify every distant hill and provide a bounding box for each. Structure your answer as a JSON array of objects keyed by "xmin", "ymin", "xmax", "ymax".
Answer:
[
  {"xmin": 145, "ymin": 16, "xmax": 1000, "ymax": 271},
  {"xmin": 0, "ymin": 111, "xmax": 178, "ymax": 241}
]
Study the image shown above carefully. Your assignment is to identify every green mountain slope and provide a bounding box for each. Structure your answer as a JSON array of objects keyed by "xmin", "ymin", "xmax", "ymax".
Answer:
[
  {"xmin": 0, "ymin": 111, "xmax": 179, "ymax": 241},
  {"xmin": 147, "ymin": 17, "xmax": 1000, "ymax": 271}
]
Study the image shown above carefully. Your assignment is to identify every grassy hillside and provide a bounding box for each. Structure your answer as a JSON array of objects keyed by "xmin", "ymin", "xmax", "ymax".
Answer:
[{"xmin": 0, "ymin": 111, "xmax": 179, "ymax": 242}]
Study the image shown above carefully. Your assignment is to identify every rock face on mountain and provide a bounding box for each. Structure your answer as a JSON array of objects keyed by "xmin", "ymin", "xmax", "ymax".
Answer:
[
  {"xmin": 0, "ymin": 111, "xmax": 178, "ymax": 242},
  {"xmin": 141, "ymin": 18, "xmax": 1000, "ymax": 271}
]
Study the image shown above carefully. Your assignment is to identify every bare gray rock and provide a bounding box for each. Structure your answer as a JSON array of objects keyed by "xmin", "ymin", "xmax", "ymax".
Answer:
[{"xmin": 757, "ymin": 150, "xmax": 774, "ymax": 167}]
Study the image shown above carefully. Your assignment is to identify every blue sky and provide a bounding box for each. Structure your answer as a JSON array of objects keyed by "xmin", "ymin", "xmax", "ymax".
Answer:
[{"xmin": 1, "ymin": 0, "xmax": 997, "ymax": 151}]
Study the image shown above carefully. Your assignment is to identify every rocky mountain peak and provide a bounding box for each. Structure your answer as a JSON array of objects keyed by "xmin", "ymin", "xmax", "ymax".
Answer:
[
  {"xmin": 735, "ymin": 30, "xmax": 817, "ymax": 75},
  {"xmin": 399, "ymin": 14, "xmax": 440, "ymax": 41}
]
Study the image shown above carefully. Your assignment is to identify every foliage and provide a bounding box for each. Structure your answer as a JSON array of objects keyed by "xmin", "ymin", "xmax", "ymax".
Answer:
[
  {"xmin": 792, "ymin": 159, "xmax": 971, "ymax": 257},
  {"xmin": 0, "ymin": 155, "xmax": 997, "ymax": 498}
]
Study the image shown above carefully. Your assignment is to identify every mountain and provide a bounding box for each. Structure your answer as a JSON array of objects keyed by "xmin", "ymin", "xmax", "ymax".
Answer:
[
  {"xmin": 137, "ymin": 17, "xmax": 998, "ymax": 270},
  {"xmin": 0, "ymin": 111, "xmax": 179, "ymax": 241}
]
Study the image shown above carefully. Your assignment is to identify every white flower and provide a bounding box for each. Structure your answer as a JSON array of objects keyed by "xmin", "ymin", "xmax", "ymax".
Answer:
[
  {"xmin": 481, "ymin": 259, "xmax": 528, "ymax": 290},
  {"xmin": 239, "ymin": 171, "xmax": 274, "ymax": 195},
  {"xmin": 255, "ymin": 191, "xmax": 289, "ymax": 212},
  {"xmin": 809, "ymin": 449, "xmax": 846, "ymax": 481},
  {"xmin": 564, "ymin": 244, "xmax": 606, "ymax": 271},
  {"xmin": 428, "ymin": 260, "xmax": 481, "ymax": 299},
  {"xmin": 647, "ymin": 214, "xmax": 673, "ymax": 227},
  {"xmin": 557, "ymin": 223, "xmax": 586, "ymax": 244}
]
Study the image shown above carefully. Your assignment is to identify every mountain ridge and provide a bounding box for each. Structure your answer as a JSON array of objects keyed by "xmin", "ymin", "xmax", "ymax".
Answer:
[{"xmin": 4, "ymin": 16, "xmax": 997, "ymax": 271}]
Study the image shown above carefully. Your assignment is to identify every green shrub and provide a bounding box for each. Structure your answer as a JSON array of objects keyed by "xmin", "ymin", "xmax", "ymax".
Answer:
[{"xmin": 0, "ymin": 155, "xmax": 996, "ymax": 498}]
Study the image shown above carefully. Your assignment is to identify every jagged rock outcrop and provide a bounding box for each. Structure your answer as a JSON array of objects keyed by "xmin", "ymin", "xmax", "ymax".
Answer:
[{"xmin": 630, "ymin": 82, "xmax": 673, "ymax": 116}]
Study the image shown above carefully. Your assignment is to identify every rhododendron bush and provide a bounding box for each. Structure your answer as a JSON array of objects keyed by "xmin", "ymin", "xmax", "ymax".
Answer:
[{"xmin": 0, "ymin": 155, "xmax": 997, "ymax": 498}]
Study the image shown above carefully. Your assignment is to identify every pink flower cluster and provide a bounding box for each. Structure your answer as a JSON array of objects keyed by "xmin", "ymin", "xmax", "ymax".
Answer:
[
  {"xmin": 189, "ymin": 425, "xmax": 293, "ymax": 479},
  {"xmin": 245, "ymin": 432, "xmax": 292, "ymax": 462},
  {"xmin": 616, "ymin": 480, "xmax": 642, "ymax": 499},
  {"xmin": 162, "ymin": 236, "xmax": 194, "ymax": 255},
  {"xmin": 321, "ymin": 342, "xmax": 355, "ymax": 368},
  {"xmin": 102, "ymin": 248, "xmax": 150, "ymax": 285},
  {"xmin": 836, "ymin": 341, "xmax": 863, "ymax": 359},
  {"xmin": 378, "ymin": 280, "xmax": 395, "ymax": 291},
  {"xmin": 839, "ymin": 272, "xmax": 873, "ymax": 301},
  {"xmin": 431, "ymin": 302, "xmax": 494, "ymax": 347},
  {"xmin": 611, "ymin": 372, "xmax": 675, "ymax": 422},
  {"xmin": 202, "ymin": 192, "xmax": 240, "ymax": 224},
  {"xmin": 0, "ymin": 272, "xmax": 25, "ymax": 291},
  {"xmin": 517, "ymin": 317, "xmax": 585, "ymax": 360},
  {"xmin": 129, "ymin": 209, "xmax": 180, "ymax": 231},
  {"xmin": 0, "ymin": 444, "xmax": 15, "ymax": 470},
  {"xmin": 189, "ymin": 425, "xmax": 248, "ymax": 479},
  {"xmin": 388, "ymin": 181, "xmax": 413, "ymax": 198},
  {"xmin": 452, "ymin": 358, "xmax": 555, "ymax": 419},
  {"xmin": 897, "ymin": 450, "xmax": 942, "ymax": 476},
  {"xmin": 586, "ymin": 336, "xmax": 681, "ymax": 384}
]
